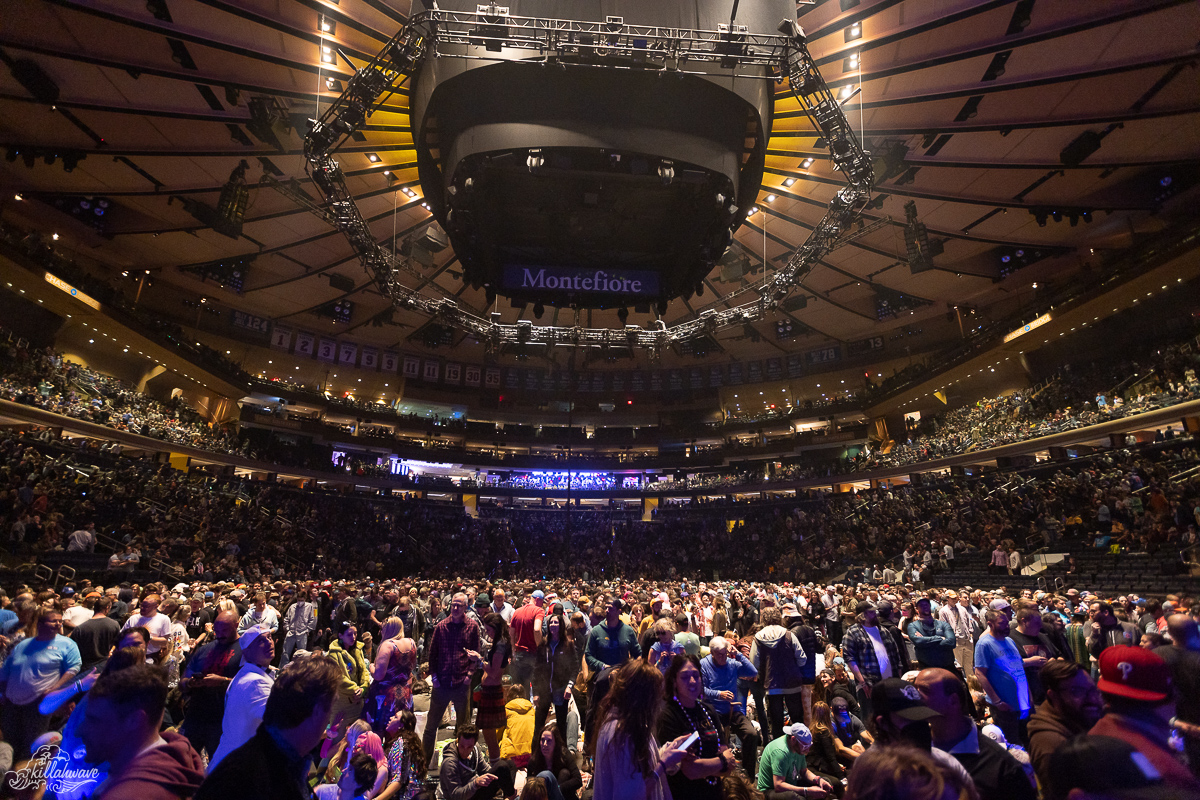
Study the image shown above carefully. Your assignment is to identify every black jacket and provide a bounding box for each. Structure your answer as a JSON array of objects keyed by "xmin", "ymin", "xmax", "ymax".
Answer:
[{"xmin": 197, "ymin": 726, "xmax": 311, "ymax": 800}]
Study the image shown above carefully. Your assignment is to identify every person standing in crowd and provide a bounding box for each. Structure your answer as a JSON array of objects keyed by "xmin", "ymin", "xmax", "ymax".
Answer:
[
  {"xmin": 199, "ymin": 656, "xmax": 344, "ymax": 800},
  {"xmin": 842, "ymin": 602, "xmax": 902, "ymax": 723},
  {"xmin": 1087, "ymin": 602, "xmax": 1141, "ymax": 662},
  {"xmin": 509, "ymin": 589, "xmax": 546, "ymax": 696},
  {"xmin": 821, "ymin": 587, "xmax": 843, "ymax": 648},
  {"xmin": 532, "ymin": 610, "xmax": 577, "ymax": 745},
  {"xmin": 701, "ymin": 635, "xmax": 761, "ymax": 776},
  {"xmin": 0, "ymin": 603, "xmax": 81, "ymax": 760},
  {"xmin": 329, "ymin": 621, "xmax": 371, "ymax": 743},
  {"xmin": 907, "ymin": 598, "xmax": 957, "ymax": 673},
  {"xmin": 473, "ymin": 612, "xmax": 512, "ymax": 761},
  {"xmin": 79, "ymin": 663, "xmax": 206, "ymax": 800},
  {"xmin": 423, "ymin": 592, "xmax": 482, "ymax": 760},
  {"xmin": 70, "ymin": 595, "xmax": 121, "ymax": 673},
  {"xmin": 1026, "ymin": 659, "xmax": 1104, "ymax": 788},
  {"xmin": 121, "ymin": 593, "xmax": 172, "ymax": 658},
  {"xmin": 364, "ymin": 615, "xmax": 418, "ymax": 736},
  {"xmin": 179, "ymin": 609, "xmax": 242, "ymax": 760},
  {"xmin": 1007, "ymin": 607, "xmax": 1055, "ymax": 705},
  {"xmin": 914, "ymin": 668, "xmax": 1036, "ymax": 800},
  {"xmin": 208, "ymin": 624, "xmax": 276, "ymax": 771},
  {"xmin": 281, "ymin": 587, "xmax": 317, "ymax": 667},
  {"xmin": 784, "ymin": 603, "xmax": 820, "ymax": 728},
  {"xmin": 973, "ymin": 609, "xmax": 1032, "ymax": 745},
  {"xmin": 751, "ymin": 606, "xmax": 809, "ymax": 744}
]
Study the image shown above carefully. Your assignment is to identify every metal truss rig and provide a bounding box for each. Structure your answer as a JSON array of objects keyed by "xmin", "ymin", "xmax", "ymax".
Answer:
[{"xmin": 303, "ymin": 10, "xmax": 874, "ymax": 355}]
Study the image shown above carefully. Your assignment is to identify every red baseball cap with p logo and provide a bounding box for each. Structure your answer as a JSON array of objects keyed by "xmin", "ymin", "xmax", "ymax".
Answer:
[{"xmin": 1097, "ymin": 645, "xmax": 1171, "ymax": 702}]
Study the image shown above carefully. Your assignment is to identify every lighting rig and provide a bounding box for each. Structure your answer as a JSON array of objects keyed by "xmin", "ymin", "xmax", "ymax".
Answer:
[{"xmin": 302, "ymin": 9, "xmax": 873, "ymax": 356}]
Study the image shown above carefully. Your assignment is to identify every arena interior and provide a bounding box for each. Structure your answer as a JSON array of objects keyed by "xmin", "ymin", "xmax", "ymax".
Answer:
[{"xmin": 1, "ymin": 1, "xmax": 1200, "ymax": 799}]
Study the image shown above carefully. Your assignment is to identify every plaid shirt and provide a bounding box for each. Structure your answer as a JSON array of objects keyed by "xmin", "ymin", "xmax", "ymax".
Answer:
[
  {"xmin": 842, "ymin": 622, "xmax": 903, "ymax": 686},
  {"xmin": 427, "ymin": 615, "xmax": 481, "ymax": 688}
]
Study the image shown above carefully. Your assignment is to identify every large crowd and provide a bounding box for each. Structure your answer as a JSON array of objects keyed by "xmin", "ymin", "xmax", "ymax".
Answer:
[
  {"xmin": 4, "ymin": 323, "xmax": 1199, "ymax": 498},
  {"xmin": 852, "ymin": 341, "xmax": 1200, "ymax": 473}
]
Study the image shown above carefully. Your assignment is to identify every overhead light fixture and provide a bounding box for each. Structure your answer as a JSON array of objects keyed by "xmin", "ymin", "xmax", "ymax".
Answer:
[
  {"xmin": 765, "ymin": 194, "xmax": 776, "ymax": 203},
  {"xmin": 321, "ymin": 45, "xmax": 335, "ymax": 64},
  {"xmin": 52, "ymin": 233, "xmax": 59, "ymax": 241},
  {"xmin": 319, "ymin": 14, "xmax": 336, "ymax": 34},
  {"xmin": 366, "ymin": 153, "xmax": 380, "ymax": 162},
  {"xmin": 802, "ymin": 158, "xmax": 814, "ymax": 168},
  {"xmin": 749, "ymin": 206, "xmax": 759, "ymax": 215},
  {"xmin": 845, "ymin": 22, "xmax": 862, "ymax": 42},
  {"xmin": 783, "ymin": 178, "xmax": 795, "ymax": 187}
]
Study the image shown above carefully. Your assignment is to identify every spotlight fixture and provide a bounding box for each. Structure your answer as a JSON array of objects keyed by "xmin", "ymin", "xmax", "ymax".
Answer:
[
  {"xmin": 844, "ymin": 22, "xmax": 862, "ymax": 42},
  {"xmin": 802, "ymin": 158, "xmax": 814, "ymax": 168},
  {"xmin": 765, "ymin": 194, "xmax": 776, "ymax": 203},
  {"xmin": 366, "ymin": 153, "xmax": 380, "ymax": 163},
  {"xmin": 319, "ymin": 14, "xmax": 336, "ymax": 34},
  {"xmin": 321, "ymin": 45, "xmax": 335, "ymax": 64},
  {"xmin": 783, "ymin": 178, "xmax": 795, "ymax": 187}
]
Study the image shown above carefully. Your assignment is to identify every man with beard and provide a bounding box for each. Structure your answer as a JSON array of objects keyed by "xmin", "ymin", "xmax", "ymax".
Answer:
[
  {"xmin": 974, "ymin": 609, "xmax": 1032, "ymax": 745},
  {"xmin": 1026, "ymin": 659, "xmax": 1104, "ymax": 788},
  {"xmin": 842, "ymin": 602, "xmax": 902, "ymax": 723}
]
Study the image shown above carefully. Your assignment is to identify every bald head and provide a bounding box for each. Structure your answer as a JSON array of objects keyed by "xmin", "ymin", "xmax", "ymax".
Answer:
[
  {"xmin": 914, "ymin": 668, "xmax": 964, "ymax": 718},
  {"xmin": 214, "ymin": 609, "xmax": 239, "ymax": 643},
  {"xmin": 1167, "ymin": 614, "xmax": 1200, "ymax": 651}
]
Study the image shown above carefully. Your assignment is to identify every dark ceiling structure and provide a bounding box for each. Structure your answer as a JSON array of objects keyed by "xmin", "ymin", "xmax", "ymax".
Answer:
[{"xmin": 2, "ymin": 0, "xmax": 1199, "ymax": 382}]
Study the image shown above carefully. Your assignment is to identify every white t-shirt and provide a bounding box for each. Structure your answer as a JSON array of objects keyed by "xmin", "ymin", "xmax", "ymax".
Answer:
[
  {"xmin": 865, "ymin": 625, "xmax": 893, "ymax": 680},
  {"xmin": 63, "ymin": 606, "xmax": 94, "ymax": 629},
  {"xmin": 123, "ymin": 612, "xmax": 172, "ymax": 653}
]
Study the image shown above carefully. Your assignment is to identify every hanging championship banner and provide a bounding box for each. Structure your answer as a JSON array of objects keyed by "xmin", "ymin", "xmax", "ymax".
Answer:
[
  {"xmin": 295, "ymin": 331, "xmax": 315, "ymax": 357},
  {"xmin": 270, "ymin": 325, "xmax": 293, "ymax": 351}
]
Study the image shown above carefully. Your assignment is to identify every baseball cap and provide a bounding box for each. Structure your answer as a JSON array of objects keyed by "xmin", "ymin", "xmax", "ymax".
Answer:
[
  {"xmin": 870, "ymin": 679, "xmax": 941, "ymax": 722},
  {"xmin": 783, "ymin": 723, "xmax": 812, "ymax": 747},
  {"xmin": 988, "ymin": 598, "xmax": 1012, "ymax": 612},
  {"xmin": 1045, "ymin": 734, "xmax": 1200, "ymax": 800},
  {"xmin": 854, "ymin": 601, "xmax": 875, "ymax": 615},
  {"xmin": 62, "ymin": 587, "xmax": 75, "ymax": 597},
  {"xmin": 531, "ymin": 590, "xmax": 545, "ymax": 600},
  {"xmin": 656, "ymin": 592, "xmax": 670, "ymax": 604},
  {"xmin": 781, "ymin": 603, "xmax": 799, "ymax": 617},
  {"xmin": 239, "ymin": 624, "xmax": 272, "ymax": 652},
  {"xmin": 1097, "ymin": 645, "xmax": 1171, "ymax": 702}
]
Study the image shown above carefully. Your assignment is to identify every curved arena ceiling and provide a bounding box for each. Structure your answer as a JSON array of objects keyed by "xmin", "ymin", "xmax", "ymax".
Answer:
[{"xmin": 3, "ymin": 0, "xmax": 1199, "ymax": 382}]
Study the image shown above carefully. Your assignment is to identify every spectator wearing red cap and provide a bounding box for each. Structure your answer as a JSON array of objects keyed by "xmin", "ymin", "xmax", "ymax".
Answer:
[{"xmin": 1088, "ymin": 645, "xmax": 1200, "ymax": 792}]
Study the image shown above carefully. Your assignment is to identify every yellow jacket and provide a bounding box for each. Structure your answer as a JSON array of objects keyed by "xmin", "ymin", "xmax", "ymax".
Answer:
[{"xmin": 499, "ymin": 698, "xmax": 535, "ymax": 761}]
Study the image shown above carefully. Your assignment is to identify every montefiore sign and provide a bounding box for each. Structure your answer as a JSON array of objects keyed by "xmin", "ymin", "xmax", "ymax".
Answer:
[{"xmin": 503, "ymin": 266, "xmax": 659, "ymax": 295}]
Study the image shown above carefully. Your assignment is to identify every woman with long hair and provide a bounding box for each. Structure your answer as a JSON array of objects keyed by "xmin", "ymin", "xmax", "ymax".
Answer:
[
  {"xmin": 351, "ymin": 731, "xmax": 388, "ymax": 798},
  {"xmin": 807, "ymin": 702, "xmax": 846, "ymax": 797},
  {"xmin": 532, "ymin": 611, "xmax": 577, "ymax": 743},
  {"xmin": 657, "ymin": 654, "xmax": 733, "ymax": 800},
  {"xmin": 323, "ymin": 719, "xmax": 373, "ymax": 785},
  {"xmin": 528, "ymin": 724, "xmax": 582, "ymax": 800},
  {"xmin": 376, "ymin": 709, "xmax": 426, "ymax": 800},
  {"xmin": 363, "ymin": 616, "xmax": 417, "ymax": 735},
  {"xmin": 474, "ymin": 612, "xmax": 512, "ymax": 760},
  {"xmin": 590, "ymin": 659, "xmax": 690, "ymax": 800}
]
